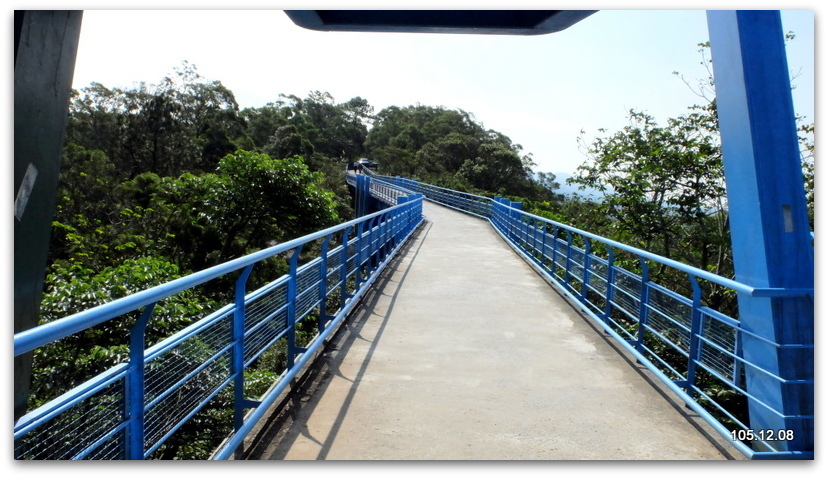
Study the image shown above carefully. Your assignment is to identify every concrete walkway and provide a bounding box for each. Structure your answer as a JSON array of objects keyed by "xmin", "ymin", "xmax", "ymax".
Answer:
[{"xmin": 241, "ymin": 201, "xmax": 739, "ymax": 460}]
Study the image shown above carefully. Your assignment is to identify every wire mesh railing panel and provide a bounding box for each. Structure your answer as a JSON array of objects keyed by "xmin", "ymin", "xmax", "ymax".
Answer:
[
  {"xmin": 587, "ymin": 257, "xmax": 610, "ymax": 296},
  {"xmin": 245, "ymin": 280, "xmax": 288, "ymax": 331},
  {"xmin": 326, "ymin": 253, "xmax": 344, "ymax": 291},
  {"xmin": 296, "ymin": 285, "xmax": 320, "ymax": 322},
  {"xmin": 143, "ymin": 348, "xmax": 231, "ymax": 451},
  {"xmin": 568, "ymin": 247, "xmax": 586, "ymax": 282},
  {"xmin": 346, "ymin": 241, "xmax": 358, "ymax": 277},
  {"xmin": 15, "ymin": 189, "xmax": 424, "ymax": 460},
  {"xmin": 552, "ymin": 239, "xmax": 568, "ymax": 272},
  {"xmin": 611, "ymin": 268, "xmax": 643, "ymax": 321},
  {"xmin": 698, "ymin": 309, "xmax": 741, "ymax": 382},
  {"xmin": 144, "ymin": 313, "xmax": 233, "ymax": 404},
  {"xmin": 244, "ymin": 308, "xmax": 288, "ymax": 365},
  {"xmin": 643, "ymin": 283, "xmax": 693, "ymax": 354},
  {"xmin": 297, "ymin": 261, "xmax": 322, "ymax": 292},
  {"xmin": 143, "ymin": 325, "xmax": 233, "ymax": 449},
  {"xmin": 14, "ymin": 376, "xmax": 126, "ymax": 460},
  {"xmin": 82, "ymin": 431, "xmax": 127, "ymax": 460}
]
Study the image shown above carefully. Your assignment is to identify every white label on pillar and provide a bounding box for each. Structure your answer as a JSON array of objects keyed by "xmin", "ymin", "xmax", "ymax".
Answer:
[
  {"xmin": 782, "ymin": 205, "xmax": 794, "ymax": 233},
  {"xmin": 14, "ymin": 163, "xmax": 39, "ymax": 221}
]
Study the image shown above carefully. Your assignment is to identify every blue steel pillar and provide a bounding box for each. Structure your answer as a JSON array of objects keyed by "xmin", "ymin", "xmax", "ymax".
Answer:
[
  {"xmin": 355, "ymin": 174, "xmax": 371, "ymax": 217},
  {"xmin": 707, "ymin": 11, "xmax": 813, "ymax": 454},
  {"xmin": 14, "ymin": 10, "xmax": 83, "ymax": 421}
]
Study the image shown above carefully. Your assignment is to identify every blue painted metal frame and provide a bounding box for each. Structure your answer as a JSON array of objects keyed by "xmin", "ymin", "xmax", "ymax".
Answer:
[
  {"xmin": 706, "ymin": 10, "xmax": 814, "ymax": 454},
  {"xmin": 14, "ymin": 187, "xmax": 423, "ymax": 460},
  {"xmin": 14, "ymin": 9, "xmax": 813, "ymax": 460},
  {"xmin": 364, "ymin": 170, "xmax": 494, "ymax": 219},
  {"xmin": 488, "ymin": 197, "xmax": 812, "ymax": 459},
  {"xmin": 375, "ymin": 168, "xmax": 811, "ymax": 459}
]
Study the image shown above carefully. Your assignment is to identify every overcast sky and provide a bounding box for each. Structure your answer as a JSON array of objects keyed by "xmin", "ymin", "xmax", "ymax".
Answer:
[{"xmin": 65, "ymin": 5, "xmax": 815, "ymax": 176}]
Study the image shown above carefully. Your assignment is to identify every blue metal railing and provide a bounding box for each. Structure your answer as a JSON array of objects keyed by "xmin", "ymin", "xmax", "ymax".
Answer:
[
  {"xmin": 487, "ymin": 197, "xmax": 813, "ymax": 459},
  {"xmin": 363, "ymin": 170, "xmax": 493, "ymax": 218},
  {"xmin": 369, "ymin": 172, "xmax": 813, "ymax": 460},
  {"xmin": 15, "ymin": 168, "xmax": 812, "ymax": 460},
  {"xmin": 14, "ymin": 188, "xmax": 423, "ymax": 460}
]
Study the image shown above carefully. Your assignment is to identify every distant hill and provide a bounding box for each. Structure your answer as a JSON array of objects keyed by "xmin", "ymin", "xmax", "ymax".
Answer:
[{"xmin": 543, "ymin": 171, "xmax": 609, "ymax": 200}]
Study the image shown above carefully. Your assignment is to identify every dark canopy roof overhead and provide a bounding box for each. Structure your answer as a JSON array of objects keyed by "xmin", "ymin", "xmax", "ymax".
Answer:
[{"xmin": 284, "ymin": 10, "xmax": 596, "ymax": 35}]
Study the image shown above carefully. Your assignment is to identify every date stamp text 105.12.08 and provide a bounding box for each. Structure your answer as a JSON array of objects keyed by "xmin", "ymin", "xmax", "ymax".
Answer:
[{"xmin": 731, "ymin": 429, "xmax": 795, "ymax": 442}]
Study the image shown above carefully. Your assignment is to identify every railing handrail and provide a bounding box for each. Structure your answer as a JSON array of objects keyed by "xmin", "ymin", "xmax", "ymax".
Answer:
[
  {"xmin": 366, "ymin": 169, "xmax": 494, "ymax": 203},
  {"xmin": 490, "ymin": 199, "xmax": 812, "ymax": 299},
  {"xmin": 484, "ymin": 193, "xmax": 813, "ymax": 458},
  {"xmin": 14, "ymin": 200, "xmax": 417, "ymax": 357},
  {"xmin": 16, "ymin": 169, "xmax": 812, "ymax": 460},
  {"xmin": 16, "ymin": 176, "xmax": 423, "ymax": 460},
  {"xmin": 356, "ymin": 175, "xmax": 812, "ymax": 459}
]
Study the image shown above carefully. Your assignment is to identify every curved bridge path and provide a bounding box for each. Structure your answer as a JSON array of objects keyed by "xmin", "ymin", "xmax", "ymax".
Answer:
[{"xmin": 240, "ymin": 201, "xmax": 741, "ymax": 460}]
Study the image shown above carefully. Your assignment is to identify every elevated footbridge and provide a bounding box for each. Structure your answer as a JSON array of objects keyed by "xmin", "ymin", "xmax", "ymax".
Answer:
[
  {"xmin": 14, "ymin": 8, "xmax": 814, "ymax": 462},
  {"xmin": 240, "ymin": 200, "xmax": 736, "ymax": 460},
  {"xmin": 13, "ymin": 171, "xmax": 813, "ymax": 460}
]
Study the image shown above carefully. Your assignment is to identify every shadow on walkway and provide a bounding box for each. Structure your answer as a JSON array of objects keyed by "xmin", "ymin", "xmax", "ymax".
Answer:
[{"xmin": 239, "ymin": 221, "xmax": 433, "ymax": 460}]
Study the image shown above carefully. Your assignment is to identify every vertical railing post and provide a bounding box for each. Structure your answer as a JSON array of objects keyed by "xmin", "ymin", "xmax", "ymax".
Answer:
[
  {"xmin": 355, "ymin": 220, "xmax": 365, "ymax": 287},
  {"xmin": 126, "ymin": 303, "xmax": 156, "ymax": 460},
  {"xmin": 495, "ymin": 197, "xmax": 505, "ymax": 236},
  {"xmin": 318, "ymin": 235, "xmax": 332, "ymax": 333},
  {"xmin": 340, "ymin": 227, "xmax": 351, "ymax": 309},
  {"xmin": 398, "ymin": 200, "xmax": 407, "ymax": 240},
  {"xmin": 368, "ymin": 215, "xmax": 377, "ymax": 272},
  {"xmin": 233, "ymin": 264, "xmax": 255, "ymax": 434},
  {"xmin": 392, "ymin": 206, "xmax": 400, "ymax": 247},
  {"xmin": 374, "ymin": 212, "xmax": 383, "ymax": 267},
  {"xmin": 551, "ymin": 226, "xmax": 560, "ymax": 279},
  {"xmin": 602, "ymin": 246, "xmax": 616, "ymax": 324},
  {"xmin": 581, "ymin": 237, "xmax": 592, "ymax": 301},
  {"xmin": 685, "ymin": 275, "xmax": 704, "ymax": 393},
  {"xmin": 564, "ymin": 230, "xmax": 574, "ymax": 287},
  {"xmin": 404, "ymin": 199, "xmax": 413, "ymax": 237},
  {"xmin": 382, "ymin": 211, "xmax": 390, "ymax": 260},
  {"xmin": 635, "ymin": 258, "xmax": 651, "ymax": 351},
  {"xmin": 505, "ymin": 199, "xmax": 512, "ymax": 236},
  {"xmin": 540, "ymin": 222, "xmax": 548, "ymax": 269},
  {"xmin": 492, "ymin": 196, "xmax": 501, "ymax": 231},
  {"xmin": 286, "ymin": 245, "xmax": 304, "ymax": 370},
  {"xmin": 510, "ymin": 201, "xmax": 522, "ymax": 243},
  {"xmin": 381, "ymin": 211, "xmax": 388, "ymax": 260},
  {"xmin": 504, "ymin": 198, "xmax": 513, "ymax": 239},
  {"xmin": 395, "ymin": 196, "xmax": 407, "ymax": 246},
  {"xmin": 501, "ymin": 197, "xmax": 510, "ymax": 234},
  {"xmin": 491, "ymin": 196, "xmax": 499, "ymax": 229},
  {"xmin": 367, "ymin": 216, "xmax": 376, "ymax": 271}
]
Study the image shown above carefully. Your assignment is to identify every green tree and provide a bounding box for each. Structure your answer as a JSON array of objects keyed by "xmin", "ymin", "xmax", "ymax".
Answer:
[
  {"xmin": 458, "ymin": 142, "xmax": 532, "ymax": 195},
  {"xmin": 674, "ymin": 39, "xmax": 814, "ymax": 229},
  {"xmin": 240, "ymin": 102, "xmax": 290, "ymax": 149},
  {"xmin": 570, "ymin": 108, "xmax": 731, "ymax": 282},
  {"xmin": 365, "ymin": 104, "xmax": 545, "ymax": 197},
  {"xmin": 263, "ymin": 124, "xmax": 315, "ymax": 159},
  {"xmin": 67, "ymin": 62, "xmax": 245, "ymax": 179},
  {"xmin": 32, "ymin": 256, "xmax": 217, "ymax": 408},
  {"xmin": 152, "ymin": 151, "xmax": 340, "ymax": 272},
  {"xmin": 239, "ymin": 91, "xmax": 373, "ymax": 172},
  {"xmin": 275, "ymin": 91, "xmax": 370, "ymax": 164},
  {"xmin": 799, "ymin": 122, "xmax": 814, "ymax": 229}
]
